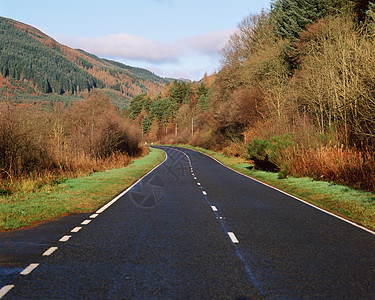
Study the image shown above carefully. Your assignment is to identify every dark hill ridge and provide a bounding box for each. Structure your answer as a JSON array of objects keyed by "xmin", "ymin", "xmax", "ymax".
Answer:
[{"xmin": 0, "ymin": 16, "xmax": 173, "ymax": 107}]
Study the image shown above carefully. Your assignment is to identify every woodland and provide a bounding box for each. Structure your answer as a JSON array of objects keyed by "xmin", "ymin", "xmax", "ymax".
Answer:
[
  {"xmin": 0, "ymin": 16, "xmax": 170, "ymax": 108},
  {"xmin": 126, "ymin": 0, "xmax": 375, "ymax": 192},
  {"xmin": 0, "ymin": 92, "xmax": 142, "ymax": 195}
]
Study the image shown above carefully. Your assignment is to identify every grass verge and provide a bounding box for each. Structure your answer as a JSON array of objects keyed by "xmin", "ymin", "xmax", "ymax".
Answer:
[
  {"xmin": 178, "ymin": 145, "xmax": 375, "ymax": 232},
  {"xmin": 0, "ymin": 147, "xmax": 165, "ymax": 231}
]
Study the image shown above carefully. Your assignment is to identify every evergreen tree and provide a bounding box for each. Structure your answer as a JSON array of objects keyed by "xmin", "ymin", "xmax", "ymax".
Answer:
[
  {"xmin": 141, "ymin": 115, "xmax": 152, "ymax": 134},
  {"xmin": 170, "ymin": 81, "xmax": 189, "ymax": 104},
  {"xmin": 0, "ymin": 17, "xmax": 102, "ymax": 95},
  {"xmin": 271, "ymin": 0, "xmax": 348, "ymax": 41},
  {"xmin": 197, "ymin": 83, "xmax": 209, "ymax": 96}
]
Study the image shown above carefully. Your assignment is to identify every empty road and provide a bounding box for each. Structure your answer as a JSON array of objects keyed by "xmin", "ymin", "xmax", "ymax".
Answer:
[{"xmin": 1, "ymin": 146, "xmax": 375, "ymax": 299}]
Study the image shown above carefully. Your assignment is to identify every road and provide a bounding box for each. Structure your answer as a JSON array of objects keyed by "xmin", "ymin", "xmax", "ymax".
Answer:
[{"xmin": 1, "ymin": 146, "xmax": 375, "ymax": 299}]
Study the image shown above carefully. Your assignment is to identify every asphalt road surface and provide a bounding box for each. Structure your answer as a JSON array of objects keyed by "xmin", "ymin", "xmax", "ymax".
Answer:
[{"xmin": 1, "ymin": 146, "xmax": 375, "ymax": 299}]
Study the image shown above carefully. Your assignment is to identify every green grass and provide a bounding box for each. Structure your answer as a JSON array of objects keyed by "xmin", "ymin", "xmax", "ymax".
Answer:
[
  {"xmin": 177, "ymin": 145, "xmax": 375, "ymax": 232},
  {"xmin": 0, "ymin": 148, "xmax": 165, "ymax": 231}
]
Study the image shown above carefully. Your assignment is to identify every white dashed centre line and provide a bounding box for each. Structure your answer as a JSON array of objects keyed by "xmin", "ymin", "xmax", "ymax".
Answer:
[
  {"xmin": 0, "ymin": 285, "xmax": 14, "ymax": 298},
  {"xmin": 90, "ymin": 213, "xmax": 99, "ymax": 218},
  {"xmin": 59, "ymin": 235, "xmax": 72, "ymax": 242},
  {"xmin": 228, "ymin": 232, "xmax": 239, "ymax": 244},
  {"xmin": 197, "ymin": 182, "xmax": 201, "ymax": 186},
  {"xmin": 20, "ymin": 263, "xmax": 39, "ymax": 275},
  {"xmin": 81, "ymin": 220, "xmax": 91, "ymax": 225},
  {"xmin": 202, "ymin": 191, "xmax": 207, "ymax": 196},
  {"xmin": 71, "ymin": 227, "xmax": 82, "ymax": 233},
  {"xmin": 43, "ymin": 247, "xmax": 58, "ymax": 256},
  {"xmin": 211, "ymin": 206, "xmax": 218, "ymax": 212}
]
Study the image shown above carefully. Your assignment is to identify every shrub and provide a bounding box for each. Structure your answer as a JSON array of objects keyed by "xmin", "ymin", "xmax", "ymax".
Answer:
[
  {"xmin": 0, "ymin": 91, "xmax": 142, "ymax": 194},
  {"xmin": 247, "ymin": 134, "xmax": 295, "ymax": 172},
  {"xmin": 291, "ymin": 146, "xmax": 375, "ymax": 192}
]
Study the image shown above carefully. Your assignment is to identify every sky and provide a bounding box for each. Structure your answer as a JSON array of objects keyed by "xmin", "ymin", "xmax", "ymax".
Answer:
[{"xmin": 0, "ymin": 0, "xmax": 271, "ymax": 80}]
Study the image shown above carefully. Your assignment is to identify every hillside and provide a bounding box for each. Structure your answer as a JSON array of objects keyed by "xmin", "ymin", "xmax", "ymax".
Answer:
[
  {"xmin": 127, "ymin": 1, "xmax": 375, "ymax": 195},
  {"xmin": 0, "ymin": 17, "xmax": 171, "ymax": 109}
]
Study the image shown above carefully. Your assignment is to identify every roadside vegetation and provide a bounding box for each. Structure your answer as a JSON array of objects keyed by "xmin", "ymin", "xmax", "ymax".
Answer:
[
  {"xmin": 0, "ymin": 147, "xmax": 165, "ymax": 231},
  {"xmin": 0, "ymin": 91, "xmax": 142, "ymax": 197},
  {"xmin": 131, "ymin": 1, "xmax": 375, "ymax": 197}
]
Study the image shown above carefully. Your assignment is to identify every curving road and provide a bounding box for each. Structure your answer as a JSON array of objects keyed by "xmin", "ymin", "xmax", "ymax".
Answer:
[{"xmin": 1, "ymin": 146, "xmax": 375, "ymax": 299}]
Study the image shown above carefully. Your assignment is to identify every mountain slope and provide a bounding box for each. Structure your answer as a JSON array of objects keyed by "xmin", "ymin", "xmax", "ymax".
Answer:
[{"xmin": 0, "ymin": 17, "xmax": 171, "ymax": 107}]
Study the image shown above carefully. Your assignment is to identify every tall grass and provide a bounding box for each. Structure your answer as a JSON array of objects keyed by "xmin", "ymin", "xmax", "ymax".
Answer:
[
  {"xmin": 0, "ymin": 147, "xmax": 163, "ymax": 231},
  {"xmin": 291, "ymin": 146, "xmax": 375, "ymax": 192}
]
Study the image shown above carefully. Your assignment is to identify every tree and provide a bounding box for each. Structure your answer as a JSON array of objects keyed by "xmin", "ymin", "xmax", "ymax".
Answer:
[
  {"xmin": 270, "ymin": 0, "xmax": 348, "ymax": 42},
  {"xmin": 141, "ymin": 115, "xmax": 152, "ymax": 134},
  {"xmin": 147, "ymin": 119, "xmax": 159, "ymax": 141},
  {"xmin": 170, "ymin": 81, "xmax": 189, "ymax": 104},
  {"xmin": 129, "ymin": 93, "xmax": 147, "ymax": 119}
]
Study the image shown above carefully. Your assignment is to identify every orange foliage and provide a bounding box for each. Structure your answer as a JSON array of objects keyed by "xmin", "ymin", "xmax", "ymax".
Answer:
[{"xmin": 291, "ymin": 146, "xmax": 375, "ymax": 192}]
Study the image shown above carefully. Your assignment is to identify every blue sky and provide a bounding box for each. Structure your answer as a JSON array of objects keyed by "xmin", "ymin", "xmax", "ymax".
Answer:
[{"xmin": 1, "ymin": 0, "xmax": 271, "ymax": 80}]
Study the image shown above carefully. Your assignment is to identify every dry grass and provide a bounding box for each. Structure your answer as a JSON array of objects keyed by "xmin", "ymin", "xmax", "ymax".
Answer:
[
  {"xmin": 0, "ymin": 147, "xmax": 148, "ymax": 197},
  {"xmin": 291, "ymin": 146, "xmax": 375, "ymax": 192},
  {"xmin": 0, "ymin": 146, "xmax": 161, "ymax": 231},
  {"xmin": 0, "ymin": 92, "xmax": 144, "ymax": 196}
]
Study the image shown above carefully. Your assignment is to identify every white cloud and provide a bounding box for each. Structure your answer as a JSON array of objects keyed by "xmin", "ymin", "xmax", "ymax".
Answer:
[
  {"xmin": 56, "ymin": 29, "xmax": 233, "ymax": 79},
  {"xmin": 57, "ymin": 30, "xmax": 232, "ymax": 64},
  {"xmin": 58, "ymin": 33, "xmax": 181, "ymax": 63},
  {"xmin": 186, "ymin": 30, "xmax": 234, "ymax": 55}
]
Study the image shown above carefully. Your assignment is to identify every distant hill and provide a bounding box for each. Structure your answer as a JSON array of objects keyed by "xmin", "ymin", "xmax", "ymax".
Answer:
[{"xmin": 0, "ymin": 17, "xmax": 173, "ymax": 109}]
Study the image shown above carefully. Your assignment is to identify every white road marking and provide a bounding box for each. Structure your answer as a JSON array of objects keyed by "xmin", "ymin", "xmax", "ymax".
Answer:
[
  {"xmin": 202, "ymin": 191, "xmax": 207, "ymax": 195},
  {"xmin": 194, "ymin": 147, "xmax": 375, "ymax": 236},
  {"xmin": 167, "ymin": 147, "xmax": 263, "ymax": 295},
  {"xmin": 228, "ymin": 232, "xmax": 239, "ymax": 243},
  {"xmin": 96, "ymin": 198, "xmax": 119, "ymax": 214},
  {"xmin": 194, "ymin": 177, "xmax": 197, "ymax": 180},
  {"xmin": 197, "ymin": 182, "xmax": 201, "ymax": 186},
  {"xmin": 211, "ymin": 206, "xmax": 218, "ymax": 212},
  {"xmin": 0, "ymin": 285, "xmax": 14, "ymax": 299},
  {"xmin": 71, "ymin": 227, "xmax": 82, "ymax": 233},
  {"xmin": 81, "ymin": 220, "xmax": 91, "ymax": 225},
  {"xmin": 90, "ymin": 213, "xmax": 99, "ymax": 218},
  {"xmin": 43, "ymin": 247, "xmax": 58, "ymax": 256},
  {"xmin": 59, "ymin": 235, "xmax": 71, "ymax": 242},
  {"xmin": 20, "ymin": 263, "xmax": 39, "ymax": 275}
]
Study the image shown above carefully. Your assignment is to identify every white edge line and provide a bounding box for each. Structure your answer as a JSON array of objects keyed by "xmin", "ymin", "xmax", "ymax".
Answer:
[
  {"xmin": 175, "ymin": 146, "xmax": 375, "ymax": 236},
  {"xmin": 43, "ymin": 247, "xmax": 58, "ymax": 256},
  {"xmin": 90, "ymin": 213, "xmax": 99, "ymax": 218},
  {"xmin": 0, "ymin": 285, "xmax": 14, "ymax": 298},
  {"xmin": 95, "ymin": 149, "xmax": 168, "ymax": 214},
  {"xmin": 20, "ymin": 263, "xmax": 39, "ymax": 275},
  {"xmin": 228, "ymin": 232, "xmax": 239, "ymax": 243}
]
